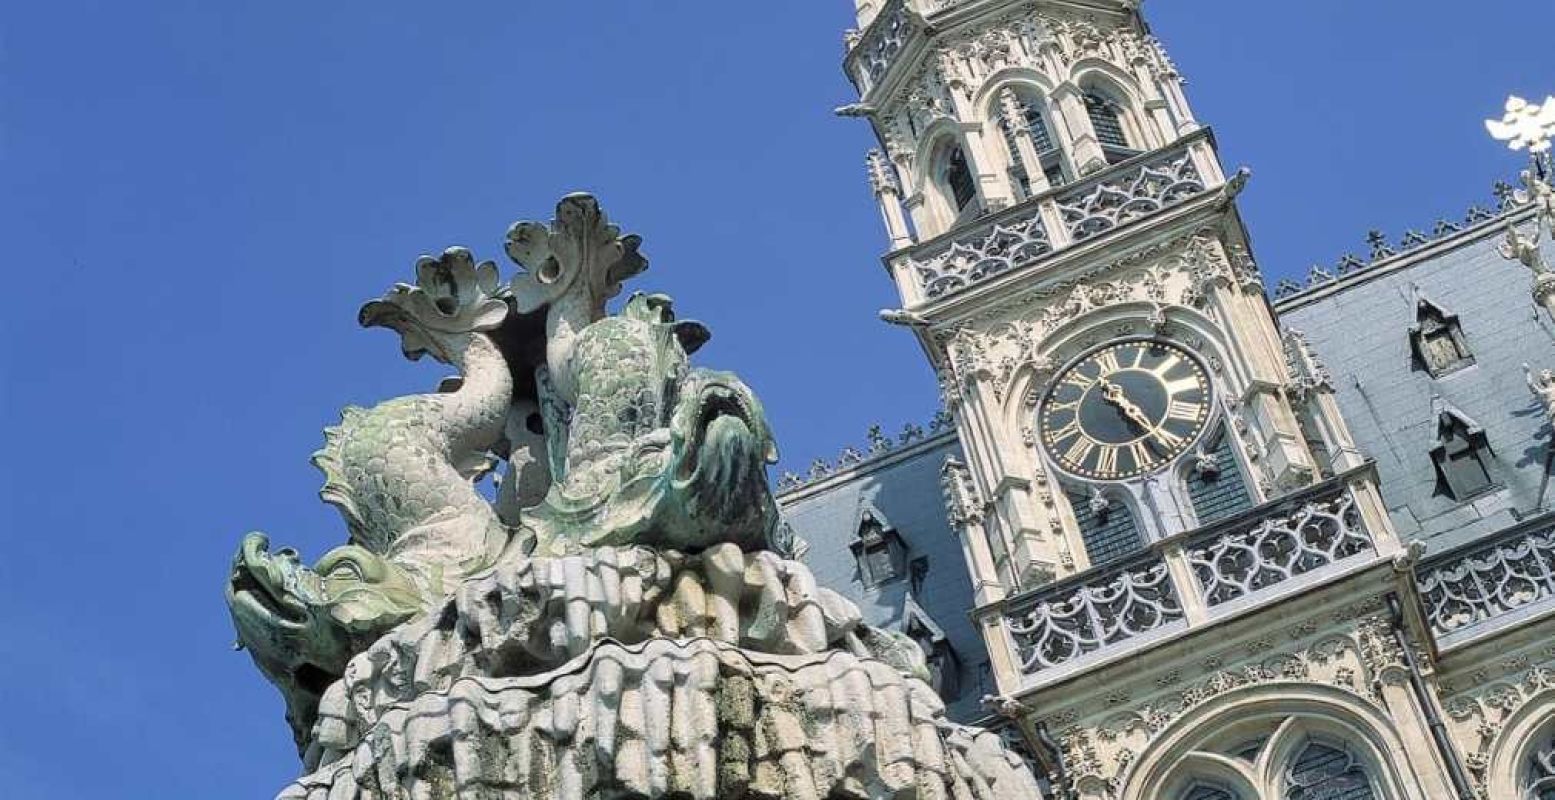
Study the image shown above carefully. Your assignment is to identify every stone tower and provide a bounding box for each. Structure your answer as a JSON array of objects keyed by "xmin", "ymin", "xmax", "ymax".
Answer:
[{"xmin": 841, "ymin": 3, "xmax": 1470, "ymax": 798}]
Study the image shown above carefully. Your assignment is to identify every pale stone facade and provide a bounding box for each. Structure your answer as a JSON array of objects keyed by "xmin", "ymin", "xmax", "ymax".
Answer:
[{"xmin": 824, "ymin": 2, "xmax": 1555, "ymax": 799}]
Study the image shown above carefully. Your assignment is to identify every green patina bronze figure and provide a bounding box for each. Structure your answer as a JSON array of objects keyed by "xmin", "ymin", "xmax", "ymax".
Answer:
[{"xmin": 226, "ymin": 194, "xmax": 1040, "ymax": 800}]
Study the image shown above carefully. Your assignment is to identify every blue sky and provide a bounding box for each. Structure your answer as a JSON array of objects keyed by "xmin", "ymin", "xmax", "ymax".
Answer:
[{"xmin": 1, "ymin": 1, "xmax": 1551, "ymax": 796}]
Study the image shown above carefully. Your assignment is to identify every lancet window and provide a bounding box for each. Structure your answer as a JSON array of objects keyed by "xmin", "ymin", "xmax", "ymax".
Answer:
[
  {"xmin": 999, "ymin": 90, "xmax": 1067, "ymax": 198},
  {"xmin": 1084, "ymin": 90, "xmax": 1138, "ymax": 163},
  {"xmin": 1522, "ymin": 726, "xmax": 1555, "ymax": 799},
  {"xmin": 1182, "ymin": 786, "xmax": 1238, "ymax": 800},
  {"xmin": 1168, "ymin": 730, "xmax": 1383, "ymax": 800},
  {"xmin": 1186, "ymin": 429, "xmax": 1253, "ymax": 527},
  {"xmin": 1068, "ymin": 488, "xmax": 1143, "ymax": 568},
  {"xmin": 1285, "ymin": 742, "xmax": 1375, "ymax": 799},
  {"xmin": 945, "ymin": 145, "xmax": 979, "ymax": 214}
]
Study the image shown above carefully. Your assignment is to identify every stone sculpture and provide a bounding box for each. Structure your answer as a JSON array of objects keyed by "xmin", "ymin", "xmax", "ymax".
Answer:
[
  {"xmin": 227, "ymin": 194, "xmax": 1042, "ymax": 800},
  {"xmin": 1526, "ymin": 363, "xmax": 1555, "ymax": 427}
]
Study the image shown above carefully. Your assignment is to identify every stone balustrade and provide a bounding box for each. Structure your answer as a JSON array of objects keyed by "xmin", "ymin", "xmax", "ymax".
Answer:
[
  {"xmin": 1003, "ymin": 551, "xmax": 1185, "ymax": 676},
  {"xmin": 1417, "ymin": 515, "xmax": 1555, "ymax": 643},
  {"xmin": 993, "ymin": 474, "xmax": 1380, "ymax": 686},
  {"xmin": 844, "ymin": 0, "xmax": 916, "ymax": 95},
  {"xmin": 1187, "ymin": 489, "xmax": 1371, "ymax": 607},
  {"xmin": 888, "ymin": 131, "xmax": 1219, "ymax": 305}
]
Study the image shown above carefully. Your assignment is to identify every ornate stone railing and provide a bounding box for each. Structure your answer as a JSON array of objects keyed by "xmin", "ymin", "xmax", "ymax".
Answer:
[
  {"xmin": 1187, "ymin": 489, "xmax": 1371, "ymax": 607},
  {"xmin": 990, "ymin": 471, "xmax": 1382, "ymax": 685},
  {"xmin": 1003, "ymin": 552, "xmax": 1184, "ymax": 675},
  {"xmin": 1054, "ymin": 148, "xmax": 1207, "ymax": 243},
  {"xmin": 1417, "ymin": 516, "xmax": 1555, "ymax": 639},
  {"xmin": 904, "ymin": 206, "xmax": 1054, "ymax": 300},
  {"xmin": 844, "ymin": 0, "xmax": 917, "ymax": 95},
  {"xmin": 887, "ymin": 131, "xmax": 1219, "ymax": 304}
]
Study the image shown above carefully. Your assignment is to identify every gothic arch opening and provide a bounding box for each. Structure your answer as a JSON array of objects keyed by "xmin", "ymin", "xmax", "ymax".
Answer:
[
  {"xmin": 1074, "ymin": 72, "xmax": 1149, "ymax": 165},
  {"xmin": 988, "ymin": 82, "xmax": 1069, "ymax": 198},
  {"xmin": 1121, "ymin": 687, "xmax": 1422, "ymax": 800}
]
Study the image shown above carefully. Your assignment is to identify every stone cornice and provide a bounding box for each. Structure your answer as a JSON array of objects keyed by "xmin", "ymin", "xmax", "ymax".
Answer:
[
  {"xmin": 776, "ymin": 427, "xmax": 960, "ymax": 503},
  {"xmin": 1273, "ymin": 204, "xmax": 1537, "ymax": 312}
]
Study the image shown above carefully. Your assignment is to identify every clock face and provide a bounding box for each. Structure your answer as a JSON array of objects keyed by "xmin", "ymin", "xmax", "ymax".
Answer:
[{"xmin": 1039, "ymin": 340, "xmax": 1213, "ymax": 481}]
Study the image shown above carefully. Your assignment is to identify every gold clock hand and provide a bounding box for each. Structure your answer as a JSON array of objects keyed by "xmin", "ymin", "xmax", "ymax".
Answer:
[{"xmin": 1101, "ymin": 379, "xmax": 1154, "ymax": 429}]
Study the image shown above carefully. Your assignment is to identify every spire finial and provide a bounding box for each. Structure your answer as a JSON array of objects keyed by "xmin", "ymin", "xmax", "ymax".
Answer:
[{"xmin": 1486, "ymin": 95, "xmax": 1555, "ymax": 154}]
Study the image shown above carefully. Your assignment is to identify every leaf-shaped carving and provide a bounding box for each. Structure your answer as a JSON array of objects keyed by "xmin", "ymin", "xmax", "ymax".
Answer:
[
  {"xmin": 358, "ymin": 247, "xmax": 509, "ymax": 361},
  {"xmin": 505, "ymin": 193, "xmax": 647, "ymax": 316}
]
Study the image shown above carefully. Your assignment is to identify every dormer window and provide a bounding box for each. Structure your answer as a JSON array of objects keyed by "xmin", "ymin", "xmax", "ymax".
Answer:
[
  {"xmin": 1084, "ymin": 92, "xmax": 1138, "ymax": 163},
  {"xmin": 945, "ymin": 146, "xmax": 978, "ymax": 214},
  {"xmin": 851, "ymin": 508, "xmax": 909, "ymax": 587},
  {"xmin": 1430, "ymin": 409, "xmax": 1496, "ymax": 501},
  {"xmin": 1409, "ymin": 298, "xmax": 1474, "ymax": 377},
  {"xmin": 903, "ymin": 596, "xmax": 960, "ymax": 700}
]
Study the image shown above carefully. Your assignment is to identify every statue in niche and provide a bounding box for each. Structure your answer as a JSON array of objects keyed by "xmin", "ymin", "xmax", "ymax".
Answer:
[{"xmin": 225, "ymin": 194, "xmax": 1041, "ymax": 800}]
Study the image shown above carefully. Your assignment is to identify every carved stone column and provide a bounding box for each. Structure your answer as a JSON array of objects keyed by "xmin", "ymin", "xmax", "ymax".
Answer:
[
  {"xmin": 964, "ymin": 125, "xmax": 1015, "ymax": 212},
  {"xmin": 867, "ymin": 148, "xmax": 915, "ymax": 250},
  {"xmin": 1051, "ymin": 82, "xmax": 1107, "ymax": 176},
  {"xmin": 1191, "ymin": 236, "xmax": 1318, "ymax": 490},
  {"xmin": 942, "ymin": 455, "xmax": 1008, "ymax": 607},
  {"xmin": 941, "ymin": 332, "xmax": 1065, "ymax": 591},
  {"xmin": 997, "ymin": 86, "xmax": 1052, "ymax": 197},
  {"xmin": 1284, "ymin": 329, "xmax": 1367, "ymax": 474}
]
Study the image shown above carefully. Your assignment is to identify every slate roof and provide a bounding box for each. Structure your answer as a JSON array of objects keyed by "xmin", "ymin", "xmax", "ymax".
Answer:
[
  {"xmin": 774, "ymin": 196, "xmax": 1555, "ymax": 719},
  {"xmin": 1277, "ymin": 207, "xmax": 1555, "ymax": 554},
  {"xmin": 777, "ymin": 433, "xmax": 994, "ymax": 722}
]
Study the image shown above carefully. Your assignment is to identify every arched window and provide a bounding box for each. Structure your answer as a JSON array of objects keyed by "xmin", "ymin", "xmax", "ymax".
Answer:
[
  {"xmin": 1186, "ymin": 429, "xmax": 1253, "ymax": 527},
  {"xmin": 1000, "ymin": 92, "xmax": 1067, "ymax": 197},
  {"xmin": 1285, "ymin": 742, "xmax": 1375, "ymax": 800},
  {"xmin": 1523, "ymin": 730, "xmax": 1555, "ymax": 799},
  {"xmin": 1182, "ymin": 786, "xmax": 1238, "ymax": 800},
  {"xmin": 1067, "ymin": 487, "xmax": 1143, "ymax": 568},
  {"xmin": 1084, "ymin": 91, "xmax": 1139, "ymax": 163},
  {"xmin": 945, "ymin": 146, "xmax": 978, "ymax": 214}
]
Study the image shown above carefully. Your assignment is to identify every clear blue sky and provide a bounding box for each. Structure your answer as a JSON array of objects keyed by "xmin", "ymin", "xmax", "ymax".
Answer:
[{"xmin": 1, "ymin": 2, "xmax": 1550, "ymax": 796}]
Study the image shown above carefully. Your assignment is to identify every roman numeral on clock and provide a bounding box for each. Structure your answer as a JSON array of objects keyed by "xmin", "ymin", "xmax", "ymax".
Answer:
[
  {"xmin": 1094, "ymin": 446, "xmax": 1118, "ymax": 476},
  {"xmin": 1064, "ymin": 438, "xmax": 1096, "ymax": 466},
  {"xmin": 1062, "ymin": 370, "xmax": 1098, "ymax": 391},
  {"xmin": 1093, "ymin": 349, "xmax": 1123, "ymax": 376},
  {"xmin": 1166, "ymin": 399, "xmax": 1201, "ymax": 422},
  {"xmin": 1164, "ymin": 375, "xmax": 1202, "ymax": 395},
  {"xmin": 1125, "ymin": 441, "xmax": 1153, "ymax": 471},
  {"xmin": 1152, "ymin": 427, "xmax": 1186, "ymax": 450}
]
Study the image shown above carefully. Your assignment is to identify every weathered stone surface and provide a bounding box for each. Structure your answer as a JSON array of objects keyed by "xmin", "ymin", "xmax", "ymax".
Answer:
[
  {"xmin": 283, "ymin": 639, "xmax": 1036, "ymax": 800},
  {"xmin": 226, "ymin": 194, "xmax": 1040, "ymax": 799}
]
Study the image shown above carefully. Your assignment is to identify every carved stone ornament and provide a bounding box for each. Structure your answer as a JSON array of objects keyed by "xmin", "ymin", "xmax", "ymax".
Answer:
[
  {"xmin": 1528, "ymin": 363, "xmax": 1555, "ymax": 428},
  {"xmin": 1033, "ymin": 599, "xmax": 1401, "ymax": 798},
  {"xmin": 1441, "ymin": 638, "xmax": 1555, "ymax": 795},
  {"xmin": 931, "ymin": 231, "xmax": 1239, "ymax": 404},
  {"xmin": 226, "ymin": 195, "xmax": 1044, "ymax": 800}
]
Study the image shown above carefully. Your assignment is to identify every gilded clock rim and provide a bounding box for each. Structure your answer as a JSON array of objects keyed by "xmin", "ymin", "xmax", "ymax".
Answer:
[{"xmin": 1036, "ymin": 339, "xmax": 1214, "ymax": 482}]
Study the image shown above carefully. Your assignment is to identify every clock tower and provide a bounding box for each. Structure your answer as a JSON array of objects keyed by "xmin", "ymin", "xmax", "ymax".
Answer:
[{"xmin": 840, "ymin": 3, "xmax": 1445, "ymax": 798}]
